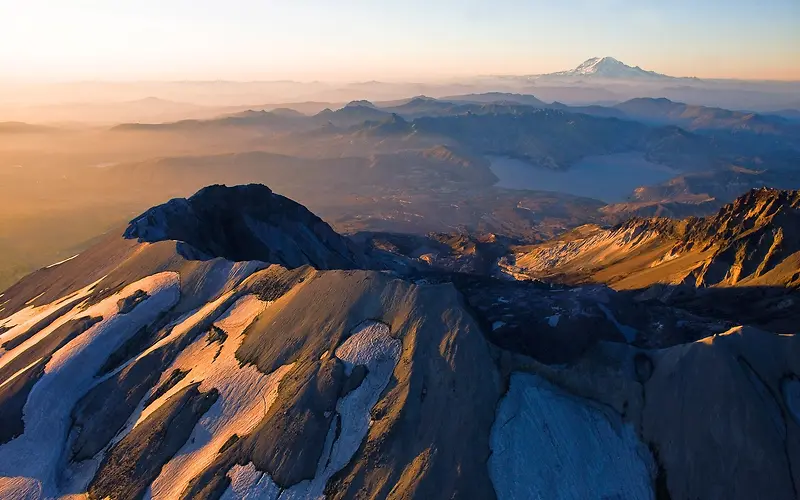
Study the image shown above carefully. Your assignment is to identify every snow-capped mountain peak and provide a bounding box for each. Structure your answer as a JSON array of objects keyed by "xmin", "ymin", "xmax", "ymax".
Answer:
[
  {"xmin": 548, "ymin": 56, "xmax": 670, "ymax": 80},
  {"xmin": 573, "ymin": 56, "xmax": 615, "ymax": 74}
]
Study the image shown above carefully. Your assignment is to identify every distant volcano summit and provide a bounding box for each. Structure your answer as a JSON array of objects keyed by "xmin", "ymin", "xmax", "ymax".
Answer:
[{"xmin": 544, "ymin": 56, "xmax": 678, "ymax": 80}]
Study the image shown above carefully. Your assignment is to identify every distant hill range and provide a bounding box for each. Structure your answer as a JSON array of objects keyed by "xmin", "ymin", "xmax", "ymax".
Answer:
[
  {"xmin": 614, "ymin": 97, "xmax": 800, "ymax": 134},
  {"xmin": 0, "ymin": 121, "xmax": 57, "ymax": 134},
  {"xmin": 115, "ymin": 94, "xmax": 799, "ymax": 173},
  {"xmin": 4, "ymin": 58, "xmax": 798, "ymax": 125}
]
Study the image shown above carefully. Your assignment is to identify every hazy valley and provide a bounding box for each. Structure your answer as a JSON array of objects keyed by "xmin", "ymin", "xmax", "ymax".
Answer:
[{"xmin": 3, "ymin": 60, "xmax": 800, "ymax": 289}]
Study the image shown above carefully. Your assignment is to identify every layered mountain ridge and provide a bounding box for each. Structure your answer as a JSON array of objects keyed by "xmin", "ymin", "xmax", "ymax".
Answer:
[
  {"xmin": 1, "ymin": 184, "xmax": 799, "ymax": 500},
  {"xmin": 503, "ymin": 187, "xmax": 800, "ymax": 288}
]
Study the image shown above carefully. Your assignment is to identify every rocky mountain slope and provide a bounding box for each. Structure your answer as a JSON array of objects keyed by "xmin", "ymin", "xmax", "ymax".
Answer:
[
  {"xmin": 501, "ymin": 188, "xmax": 800, "ymax": 333},
  {"xmin": 598, "ymin": 164, "xmax": 800, "ymax": 222},
  {"xmin": 124, "ymin": 184, "xmax": 366, "ymax": 270},
  {"xmin": 625, "ymin": 166, "xmax": 800, "ymax": 206},
  {"xmin": 503, "ymin": 188, "xmax": 800, "ymax": 288},
  {"xmin": 1, "ymin": 184, "xmax": 799, "ymax": 500},
  {"xmin": 675, "ymin": 188, "xmax": 800, "ymax": 286}
]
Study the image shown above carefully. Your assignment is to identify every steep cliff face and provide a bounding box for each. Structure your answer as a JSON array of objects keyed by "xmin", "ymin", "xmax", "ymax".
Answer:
[
  {"xmin": 675, "ymin": 188, "xmax": 800, "ymax": 286},
  {"xmin": 125, "ymin": 183, "xmax": 368, "ymax": 270},
  {"xmin": 502, "ymin": 188, "xmax": 800, "ymax": 289},
  {"xmin": 499, "ymin": 218, "xmax": 684, "ymax": 285}
]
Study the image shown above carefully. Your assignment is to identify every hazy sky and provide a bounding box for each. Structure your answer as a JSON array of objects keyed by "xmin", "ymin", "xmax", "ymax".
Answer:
[{"xmin": 2, "ymin": 0, "xmax": 798, "ymax": 81}]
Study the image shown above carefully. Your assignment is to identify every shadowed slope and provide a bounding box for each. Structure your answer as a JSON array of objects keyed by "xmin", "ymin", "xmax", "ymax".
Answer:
[{"xmin": 125, "ymin": 184, "xmax": 367, "ymax": 270}]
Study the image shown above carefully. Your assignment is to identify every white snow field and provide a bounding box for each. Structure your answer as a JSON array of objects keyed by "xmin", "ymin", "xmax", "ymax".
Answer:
[
  {"xmin": 0, "ymin": 277, "xmax": 104, "ymax": 358},
  {"xmin": 489, "ymin": 372, "xmax": 655, "ymax": 500},
  {"xmin": 0, "ymin": 272, "xmax": 181, "ymax": 499},
  {"xmin": 57, "ymin": 288, "xmax": 253, "ymax": 495},
  {"xmin": 223, "ymin": 320, "xmax": 401, "ymax": 500},
  {"xmin": 145, "ymin": 295, "xmax": 294, "ymax": 500}
]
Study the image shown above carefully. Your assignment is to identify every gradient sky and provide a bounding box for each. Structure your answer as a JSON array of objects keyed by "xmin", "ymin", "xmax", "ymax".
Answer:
[{"xmin": 2, "ymin": 0, "xmax": 799, "ymax": 81}]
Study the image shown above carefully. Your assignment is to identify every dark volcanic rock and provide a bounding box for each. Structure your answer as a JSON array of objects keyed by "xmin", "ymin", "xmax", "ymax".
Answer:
[
  {"xmin": 677, "ymin": 188, "xmax": 800, "ymax": 285},
  {"xmin": 145, "ymin": 369, "xmax": 190, "ymax": 407},
  {"xmin": 88, "ymin": 383, "xmax": 219, "ymax": 500},
  {"xmin": 0, "ymin": 357, "xmax": 47, "ymax": 444},
  {"xmin": 0, "ymin": 316, "xmax": 102, "ymax": 383},
  {"xmin": 341, "ymin": 364, "xmax": 368, "ymax": 397},
  {"xmin": 0, "ymin": 299, "xmax": 84, "ymax": 351},
  {"xmin": 97, "ymin": 322, "xmax": 166, "ymax": 376},
  {"xmin": 124, "ymin": 184, "xmax": 367, "ymax": 270},
  {"xmin": 71, "ymin": 341, "xmax": 183, "ymax": 462},
  {"xmin": 247, "ymin": 357, "xmax": 345, "ymax": 486},
  {"xmin": 434, "ymin": 274, "xmax": 730, "ymax": 362},
  {"xmin": 117, "ymin": 289, "xmax": 150, "ymax": 314}
]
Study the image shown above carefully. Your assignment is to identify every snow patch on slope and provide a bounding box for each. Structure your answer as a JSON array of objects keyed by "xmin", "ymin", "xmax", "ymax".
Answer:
[
  {"xmin": 222, "ymin": 320, "xmax": 401, "ymax": 499},
  {"xmin": 571, "ymin": 56, "xmax": 605, "ymax": 75},
  {"xmin": 45, "ymin": 254, "xmax": 79, "ymax": 269},
  {"xmin": 0, "ymin": 272, "xmax": 180, "ymax": 499},
  {"xmin": 60, "ymin": 281, "xmax": 257, "ymax": 495},
  {"xmin": 146, "ymin": 295, "xmax": 294, "ymax": 500},
  {"xmin": 0, "ymin": 278, "xmax": 103, "ymax": 354},
  {"xmin": 489, "ymin": 372, "xmax": 654, "ymax": 500},
  {"xmin": 222, "ymin": 463, "xmax": 281, "ymax": 500}
]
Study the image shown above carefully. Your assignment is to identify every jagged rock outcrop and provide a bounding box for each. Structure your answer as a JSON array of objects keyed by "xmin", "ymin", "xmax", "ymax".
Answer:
[
  {"xmin": 675, "ymin": 188, "xmax": 800, "ymax": 285},
  {"xmin": 503, "ymin": 188, "xmax": 800, "ymax": 289},
  {"xmin": 499, "ymin": 218, "xmax": 681, "ymax": 283},
  {"xmin": 125, "ymin": 183, "xmax": 367, "ymax": 270}
]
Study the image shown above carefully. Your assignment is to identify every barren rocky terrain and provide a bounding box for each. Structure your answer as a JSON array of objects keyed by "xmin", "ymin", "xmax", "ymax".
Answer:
[{"xmin": 1, "ymin": 184, "xmax": 798, "ymax": 499}]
